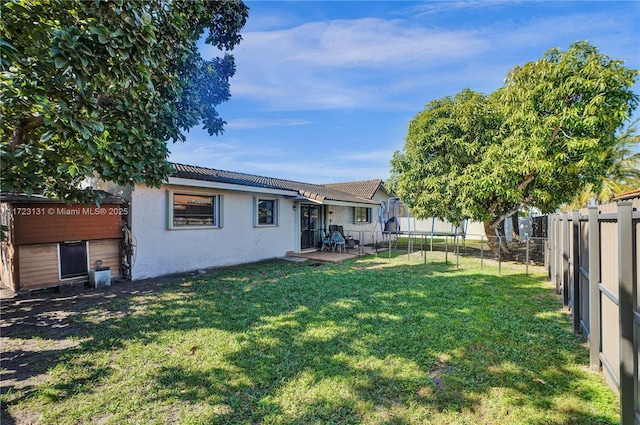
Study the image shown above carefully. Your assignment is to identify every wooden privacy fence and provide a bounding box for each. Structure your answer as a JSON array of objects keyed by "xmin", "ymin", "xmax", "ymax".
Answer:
[{"xmin": 547, "ymin": 199, "xmax": 640, "ymax": 424}]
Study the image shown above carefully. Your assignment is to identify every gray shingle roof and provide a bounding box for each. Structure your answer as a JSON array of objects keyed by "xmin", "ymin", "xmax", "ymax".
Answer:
[
  {"xmin": 323, "ymin": 179, "xmax": 385, "ymax": 200},
  {"xmin": 170, "ymin": 163, "xmax": 379, "ymax": 205}
]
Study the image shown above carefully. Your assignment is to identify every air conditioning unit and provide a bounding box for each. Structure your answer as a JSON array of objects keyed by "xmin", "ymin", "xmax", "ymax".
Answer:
[{"xmin": 88, "ymin": 260, "xmax": 111, "ymax": 288}]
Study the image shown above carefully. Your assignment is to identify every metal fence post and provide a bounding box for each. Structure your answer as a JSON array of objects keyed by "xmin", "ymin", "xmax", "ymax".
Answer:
[
  {"xmin": 525, "ymin": 235, "xmax": 530, "ymax": 276},
  {"xmin": 445, "ymin": 235, "xmax": 448, "ymax": 264},
  {"xmin": 423, "ymin": 233, "xmax": 426, "ymax": 265},
  {"xmin": 455, "ymin": 233, "xmax": 459, "ymax": 270},
  {"xmin": 480, "ymin": 235, "xmax": 484, "ymax": 270},
  {"xmin": 374, "ymin": 232, "xmax": 378, "ymax": 257},
  {"xmin": 588, "ymin": 206, "xmax": 601, "ymax": 372},
  {"xmin": 617, "ymin": 202, "xmax": 634, "ymax": 425},
  {"xmin": 498, "ymin": 236, "xmax": 502, "ymax": 275}
]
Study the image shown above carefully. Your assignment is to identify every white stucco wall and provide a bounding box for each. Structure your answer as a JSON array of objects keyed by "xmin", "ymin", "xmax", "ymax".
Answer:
[
  {"xmin": 322, "ymin": 207, "xmax": 375, "ymax": 246},
  {"xmin": 130, "ymin": 185, "xmax": 295, "ymax": 280},
  {"xmin": 327, "ymin": 190, "xmax": 390, "ymax": 246}
]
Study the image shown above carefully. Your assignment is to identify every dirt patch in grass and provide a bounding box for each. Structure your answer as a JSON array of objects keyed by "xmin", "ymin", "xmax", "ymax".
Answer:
[
  {"xmin": 0, "ymin": 273, "xmax": 188, "ymax": 425},
  {"xmin": 428, "ymin": 356, "xmax": 452, "ymax": 391}
]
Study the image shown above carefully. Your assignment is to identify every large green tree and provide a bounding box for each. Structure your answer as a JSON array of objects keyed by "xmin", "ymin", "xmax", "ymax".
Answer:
[
  {"xmin": 391, "ymin": 42, "xmax": 638, "ymax": 249},
  {"xmin": 567, "ymin": 119, "xmax": 640, "ymax": 208},
  {"xmin": 389, "ymin": 88, "xmax": 502, "ymax": 226},
  {"xmin": 1, "ymin": 0, "xmax": 248, "ymax": 202}
]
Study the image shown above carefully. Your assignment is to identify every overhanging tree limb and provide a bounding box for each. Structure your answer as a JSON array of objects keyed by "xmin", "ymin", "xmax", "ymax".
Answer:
[
  {"xmin": 11, "ymin": 116, "xmax": 44, "ymax": 147},
  {"xmin": 1, "ymin": 0, "xmax": 249, "ymax": 203}
]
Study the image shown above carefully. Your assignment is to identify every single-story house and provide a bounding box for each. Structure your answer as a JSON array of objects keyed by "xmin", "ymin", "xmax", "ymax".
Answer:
[
  {"xmin": 4, "ymin": 160, "xmax": 546, "ymax": 291},
  {"xmin": 0, "ymin": 192, "xmax": 127, "ymax": 292},
  {"xmin": 97, "ymin": 163, "xmax": 388, "ymax": 280},
  {"xmin": 2, "ymin": 164, "xmax": 398, "ymax": 290}
]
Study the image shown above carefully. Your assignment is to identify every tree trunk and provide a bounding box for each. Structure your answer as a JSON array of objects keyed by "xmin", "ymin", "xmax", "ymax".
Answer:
[
  {"xmin": 511, "ymin": 213, "xmax": 522, "ymax": 242},
  {"xmin": 484, "ymin": 220, "xmax": 511, "ymax": 257},
  {"xmin": 483, "ymin": 221, "xmax": 500, "ymax": 256}
]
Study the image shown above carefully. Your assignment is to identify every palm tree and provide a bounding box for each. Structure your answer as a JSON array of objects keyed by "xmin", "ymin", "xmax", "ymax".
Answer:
[{"xmin": 568, "ymin": 119, "xmax": 640, "ymax": 208}]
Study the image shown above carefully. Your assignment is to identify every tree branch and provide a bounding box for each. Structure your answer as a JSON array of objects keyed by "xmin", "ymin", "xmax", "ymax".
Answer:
[
  {"xmin": 11, "ymin": 115, "xmax": 44, "ymax": 147},
  {"xmin": 487, "ymin": 173, "xmax": 535, "ymax": 222},
  {"xmin": 491, "ymin": 194, "xmax": 533, "ymax": 227}
]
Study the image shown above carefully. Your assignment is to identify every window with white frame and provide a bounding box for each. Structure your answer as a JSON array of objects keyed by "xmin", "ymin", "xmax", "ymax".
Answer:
[
  {"xmin": 354, "ymin": 207, "xmax": 372, "ymax": 223},
  {"xmin": 169, "ymin": 192, "xmax": 221, "ymax": 229},
  {"xmin": 255, "ymin": 198, "xmax": 278, "ymax": 226}
]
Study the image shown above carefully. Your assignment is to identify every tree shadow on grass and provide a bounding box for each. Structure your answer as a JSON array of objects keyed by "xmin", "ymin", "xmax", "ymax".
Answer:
[{"xmin": 1, "ymin": 258, "xmax": 618, "ymax": 424}]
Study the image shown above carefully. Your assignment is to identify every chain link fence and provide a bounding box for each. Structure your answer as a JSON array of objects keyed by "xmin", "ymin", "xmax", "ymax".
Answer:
[{"xmin": 342, "ymin": 230, "xmax": 547, "ymax": 274}]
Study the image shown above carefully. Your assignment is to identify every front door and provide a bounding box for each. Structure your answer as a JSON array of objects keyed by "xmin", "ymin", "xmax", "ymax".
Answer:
[{"xmin": 300, "ymin": 204, "xmax": 321, "ymax": 249}]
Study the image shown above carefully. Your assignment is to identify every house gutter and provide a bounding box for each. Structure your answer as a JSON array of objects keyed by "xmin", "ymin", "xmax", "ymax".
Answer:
[{"xmin": 322, "ymin": 200, "xmax": 380, "ymax": 208}]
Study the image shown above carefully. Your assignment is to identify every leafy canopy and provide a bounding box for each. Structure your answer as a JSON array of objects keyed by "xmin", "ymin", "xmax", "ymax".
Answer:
[
  {"xmin": 1, "ymin": 0, "xmax": 248, "ymax": 202},
  {"xmin": 567, "ymin": 119, "xmax": 640, "ymax": 208},
  {"xmin": 391, "ymin": 41, "xmax": 638, "ymax": 230},
  {"xmin": 390, "ymin": 88, "xmax": 502, "ymax": 224}
]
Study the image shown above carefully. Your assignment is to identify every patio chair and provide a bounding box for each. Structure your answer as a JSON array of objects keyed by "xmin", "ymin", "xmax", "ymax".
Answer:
[
  {"xmin": 336, "ymin": 225, "xmax": 359, "ymax": 248},
  {"xmin": 331, "ymin": 231, "xmax": 346, "ymax": 252},
  {"xmin": 320, "ymin": 231, "xmax": 333, "ymax": 251},
  {"xmin": 330, "ymin": 225, "xmax": 349, "ymax": 251}
]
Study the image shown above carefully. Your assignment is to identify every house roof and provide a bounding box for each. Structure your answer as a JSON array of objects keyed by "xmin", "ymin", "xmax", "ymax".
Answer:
[
  {"xmin": 323, "ymin": 179, "xmax": 386, "ymax": 200},
  {"xmin": 613, "ymin": 188, "xmax": 640, "ymax": 201},
  {"xmin": 170, "ymin": 163, "xmax": 380, "ymax": 205}
]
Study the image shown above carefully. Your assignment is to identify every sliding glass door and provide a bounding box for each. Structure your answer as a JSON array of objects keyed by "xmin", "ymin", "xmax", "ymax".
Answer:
[{"xmin": 300, "ymin": 204, "xmax": 321, "ymax": 249}]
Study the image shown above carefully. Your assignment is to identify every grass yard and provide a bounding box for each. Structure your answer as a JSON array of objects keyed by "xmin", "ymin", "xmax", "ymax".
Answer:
[{"xmin": 2, "ymin": 253, "xmax": 618, "ymax": 424}]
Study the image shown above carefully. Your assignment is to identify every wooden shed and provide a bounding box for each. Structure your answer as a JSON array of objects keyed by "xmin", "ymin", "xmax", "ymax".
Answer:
[{"xmin": 0, "ymin": 192, "xmax": 129, "ymax": 292}]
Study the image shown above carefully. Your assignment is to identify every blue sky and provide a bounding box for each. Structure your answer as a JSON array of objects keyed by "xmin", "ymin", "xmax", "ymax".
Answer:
[{"xmin": 168, "ymin": 1, "xmax": 640, "ymax": 185}]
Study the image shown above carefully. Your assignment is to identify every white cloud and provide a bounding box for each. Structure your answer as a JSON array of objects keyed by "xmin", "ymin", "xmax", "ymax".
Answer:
[
  {"xmin": 169, "ymin": 138, "xmax": 289, "ymax": 170},
  {"xmin": 180, "ymin": 2, "xmax": 639, "ymax": 184},
  {"xmin": 169, "ymin": 138, "xmax": 394, "ymax": 183},
  {"xmin": 339, "ymin": 149, "xmax": 397, "ymax": 162},
  {"xmin": 229, "ymin": 17, "xmax": 489, "ymax": 70},
  {"xmin": 397, "ymin": 1, "xmax": 523, "ymax": 17},
  {"xmin": 240, "ymin": 159, "xmax": 390, "ymax": 184},
  {"xmin": 226, "ymin": 118, "xmax": 312, "ymax": 129},
  {"xmin": 488, "ymin": 13, "xmax": 626, "ymax": 54},
  {"xmin": 216, "ymin": 7, "xmax": 637, "ymax": 111},
  {"xmin": 284, "ymin": 19, "xmax": 488, "ymax": 67},
  {"xmin": 206, "ymin": 16, "xmax": 492, "ymax": 110}
]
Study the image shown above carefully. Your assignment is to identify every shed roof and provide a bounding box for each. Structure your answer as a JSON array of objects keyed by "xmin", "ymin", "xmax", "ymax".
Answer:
[{"xmin": 170, "ymin": 163, "xmax": 380, "ymax": 205}]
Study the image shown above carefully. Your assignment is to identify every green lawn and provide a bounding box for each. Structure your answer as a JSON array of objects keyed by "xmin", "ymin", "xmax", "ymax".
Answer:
[{"xmin": 5, "ymin": 253, "xmax": 618, "ymax": 424}]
